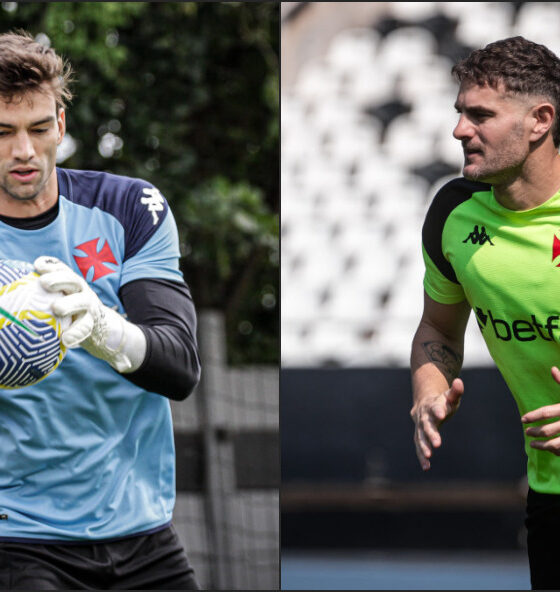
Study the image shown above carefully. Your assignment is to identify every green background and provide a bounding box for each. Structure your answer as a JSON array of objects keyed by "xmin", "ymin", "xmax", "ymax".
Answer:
[{"xmin": 0, "ymin": 1, "xmax": 279, "ymax": 364}]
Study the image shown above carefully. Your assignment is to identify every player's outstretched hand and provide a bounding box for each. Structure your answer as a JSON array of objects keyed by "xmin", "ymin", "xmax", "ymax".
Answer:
[
  {"xmin": 522, "ymin": 366, "xmax": 560, "ymax": 456},
  {"xmin": 410, "ymin": 378, "xmax": 464, "ymax": 471}
]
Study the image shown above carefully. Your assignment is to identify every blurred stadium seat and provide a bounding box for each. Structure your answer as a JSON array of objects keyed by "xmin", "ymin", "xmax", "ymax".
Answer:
[
  {"xmin": 453, "ymin": 2, "xmax": 515, "ymax": 48},
  {"xmin": 514, "ymin": 2, "xmax": 560, "ymax": 54},
  {"xmin": 281, "ymin": 2, "xmax": 553, "ymax": 368}
]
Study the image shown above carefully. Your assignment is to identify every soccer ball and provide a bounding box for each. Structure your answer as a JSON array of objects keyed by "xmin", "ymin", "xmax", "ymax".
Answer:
[{"xmin": 0, "ymin": 259, "xmax": 69, "ymax": 389}]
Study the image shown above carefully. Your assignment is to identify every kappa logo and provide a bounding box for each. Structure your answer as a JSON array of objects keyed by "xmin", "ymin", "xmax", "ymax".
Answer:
[
  {"xmin": 140, "ymin": 187, "xmax": 164, "ymax": 225},
  {"xmin": 463, "ymin": 225, "xmax": 494, "ymax": 246},
  {"xmin": 73, "ymin": 238, "xmax": 118, "ymax": 282}
]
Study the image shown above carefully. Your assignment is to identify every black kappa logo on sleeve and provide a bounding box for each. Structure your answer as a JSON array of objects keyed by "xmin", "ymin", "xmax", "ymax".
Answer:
[{"xmin": 463, "ymin": 225, "xmax": 494, "ymax": 246}]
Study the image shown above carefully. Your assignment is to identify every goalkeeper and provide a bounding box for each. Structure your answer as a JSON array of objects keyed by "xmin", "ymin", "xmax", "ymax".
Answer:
[{"xmin": 0, "ymin": 31, "xmax": 201, "ymax": 589}]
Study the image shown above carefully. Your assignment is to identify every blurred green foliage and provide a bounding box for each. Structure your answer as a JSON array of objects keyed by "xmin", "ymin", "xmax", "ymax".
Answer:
[{"xmin": 0, "ymin": 2, "xmax": 279, "ymax": 364}]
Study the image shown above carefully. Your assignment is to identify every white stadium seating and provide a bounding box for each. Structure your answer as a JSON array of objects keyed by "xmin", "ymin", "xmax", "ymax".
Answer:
[{"xmin": 282, "ymin": 2, "xmax": 555, "ymax": 367}]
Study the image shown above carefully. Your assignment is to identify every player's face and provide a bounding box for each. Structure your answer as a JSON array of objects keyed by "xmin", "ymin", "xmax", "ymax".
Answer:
[
  {"xmin": 0, "ymin": 85, "xmax": 65, "ymax": 212},
  {"xmin": 453, "ymin": 81, "xmax": 534, "ymax": 184}
]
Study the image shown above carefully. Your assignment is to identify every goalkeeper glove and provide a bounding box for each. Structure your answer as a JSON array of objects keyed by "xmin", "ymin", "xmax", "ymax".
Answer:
[{"xmin": 34, "ymin": 256, "xmax": 147, "ymax": 373}]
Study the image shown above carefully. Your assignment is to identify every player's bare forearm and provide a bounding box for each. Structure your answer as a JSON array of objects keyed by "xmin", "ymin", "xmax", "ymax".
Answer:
[
  {"xmin": 409, "ymin": 294, "xmax": 470, "ymax": 470},
  {"xmin": 411, "ymin": 320, "xmax": 464, "ymax": 405},
  {"xmin": 411, "ymin": 294, "xmax": 469, "ymax": 402},
  {"xmin": 410, "ymin": 324, "xmax": 465, "ymax": 470}
]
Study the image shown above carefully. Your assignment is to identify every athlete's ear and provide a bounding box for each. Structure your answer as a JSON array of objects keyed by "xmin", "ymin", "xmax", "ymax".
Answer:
[
  {"xmin": 529, "ymin": 102, "xmax": 555, "ymax": 143},
  {"xmin": 56, "ymin": 107, "xmax": 66, "ymax": 146}
]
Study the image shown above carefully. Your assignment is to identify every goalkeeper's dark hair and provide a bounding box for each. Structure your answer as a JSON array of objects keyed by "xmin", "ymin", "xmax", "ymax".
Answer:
[
  {"xmin": 452, "ymin": 36, "xmax": 560, "ymax": 147},
  {"xmin": 0, "ymin": 30, "xmax": 73, "ymax": 111}
]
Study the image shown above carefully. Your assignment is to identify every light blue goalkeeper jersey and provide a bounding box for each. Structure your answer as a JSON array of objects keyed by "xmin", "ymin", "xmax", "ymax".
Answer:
[{"xmin": 0, "ymin": 167, "xmax": 184, "ymax": 541}]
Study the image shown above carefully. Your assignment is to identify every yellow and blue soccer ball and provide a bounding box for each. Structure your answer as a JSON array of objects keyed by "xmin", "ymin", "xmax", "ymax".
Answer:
[{"xmin": 0, "ymin": 259, "xmax": 69, "ymax": 389}]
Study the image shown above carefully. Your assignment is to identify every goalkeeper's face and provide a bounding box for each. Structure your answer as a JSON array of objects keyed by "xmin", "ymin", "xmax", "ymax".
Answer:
[{"xmin": 0, "ymin": 84, "xmax": 65, "ymax": 214}]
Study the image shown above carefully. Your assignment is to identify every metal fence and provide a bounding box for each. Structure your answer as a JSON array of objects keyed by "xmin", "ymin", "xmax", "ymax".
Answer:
[{"xmin": 170, "ymin": 310, "xmax": 279, "ymax": 590}]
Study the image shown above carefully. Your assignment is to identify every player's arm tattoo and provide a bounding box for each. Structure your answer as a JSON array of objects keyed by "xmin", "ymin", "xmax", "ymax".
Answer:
[{"xmin": 421, "ymin": 341, "xmax": 462, "ymax": 383}]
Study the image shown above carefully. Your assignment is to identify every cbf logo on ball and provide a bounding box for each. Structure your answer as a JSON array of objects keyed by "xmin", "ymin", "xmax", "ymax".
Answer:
[{"xmin": 0, "ymin": 259, "xmax": 69, "ymax": 389}]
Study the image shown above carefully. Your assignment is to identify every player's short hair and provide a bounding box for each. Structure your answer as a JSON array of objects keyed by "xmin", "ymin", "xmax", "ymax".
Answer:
[
  {"xmin": 0, "ymin": 30, "xmax": 73, "ymax": 111},
  {"xmin": 452, "ymin": 36, "xmax": 560, "ymax": 147}
]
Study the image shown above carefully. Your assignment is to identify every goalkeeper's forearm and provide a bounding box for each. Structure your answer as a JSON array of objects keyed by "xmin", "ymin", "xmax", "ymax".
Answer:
[
  {"xmin": 35, "ymin": 256, "xmax": 201, "ymax": 400},
  {"xmin": 120, "ymin": 278, "xmax": 201, "ymax": 401}
]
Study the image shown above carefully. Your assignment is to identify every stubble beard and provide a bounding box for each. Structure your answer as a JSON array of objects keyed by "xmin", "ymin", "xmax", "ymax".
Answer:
[
  {"xmin": 0, "ymin": 171, "xmax": 46, "ymax": 203},
  {"xmin": 463, "ymin": 152, "xmax": 525, "ymax": 185},
  {"xmin": 463, "ymin": 124, "xmax": 527, "ymax": 185}
]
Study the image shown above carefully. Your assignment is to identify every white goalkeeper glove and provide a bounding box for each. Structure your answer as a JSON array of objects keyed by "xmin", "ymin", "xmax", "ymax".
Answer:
[{"xmin": 33, "ymin": 256, "xmax": 147, "ymax": 373}]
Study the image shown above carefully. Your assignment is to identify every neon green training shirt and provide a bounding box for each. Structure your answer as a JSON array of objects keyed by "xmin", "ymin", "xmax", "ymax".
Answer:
[{"xmin": 422, "ymin": 176, "xmax": 560, "ymax": 494}]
